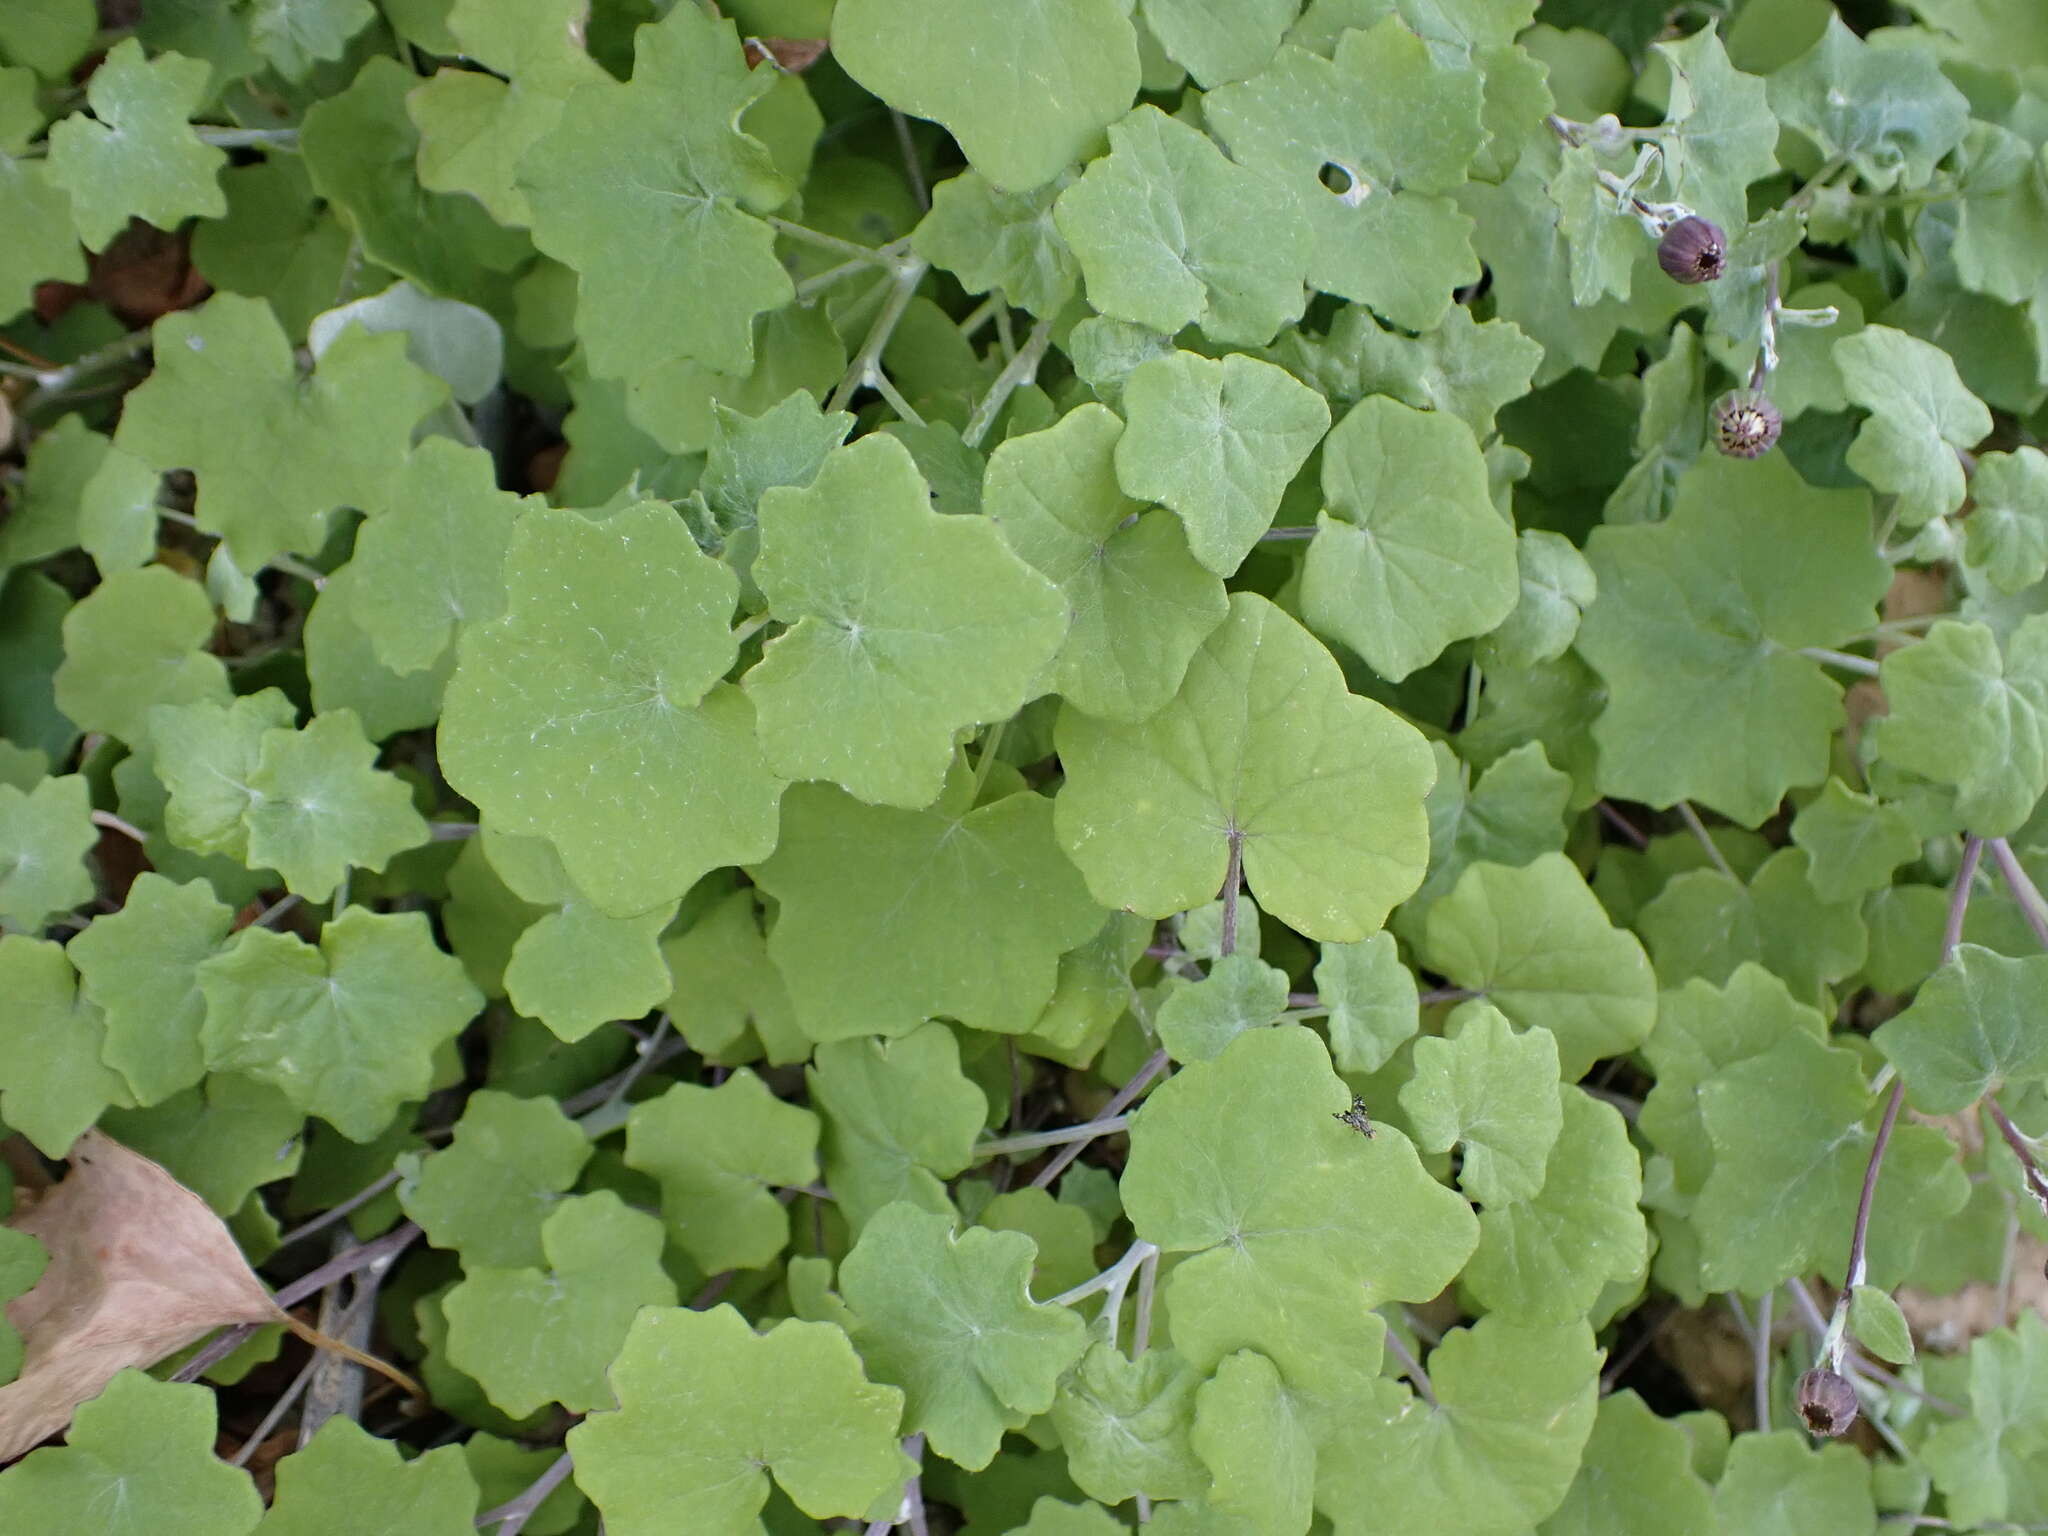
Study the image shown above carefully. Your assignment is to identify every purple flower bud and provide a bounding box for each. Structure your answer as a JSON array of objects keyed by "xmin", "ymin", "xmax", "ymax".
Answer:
[
  {"xmin": 1658, "ymin": 217, "xmax": 1727, "ymax": 284},
  {"xmin": 1796, "ymin": 1367, "xmax": 1859, "ymax": 1437},
  {"xmin": 1713, "ymin": 389, "xmax": 1783, "ymax": 459}
]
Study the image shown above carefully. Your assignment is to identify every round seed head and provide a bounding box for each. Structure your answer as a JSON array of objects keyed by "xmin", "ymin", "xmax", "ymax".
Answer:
[
  {"xmin": 1796, "ymin": 1367, "xmax": 1859, "ymax": 1437},
  {"xmin": 1713, "ymin": 389, "xmax": 1783, "ymax": 459},
  {"xmin": 1658, "ymin": 216, "xmax": 1727, "ymax": 284}
]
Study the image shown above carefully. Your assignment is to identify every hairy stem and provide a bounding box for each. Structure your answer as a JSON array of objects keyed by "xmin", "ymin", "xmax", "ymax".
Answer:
[
  {"xmin": 978, "ymin": 1114, "xmax": 1132, "ymax": 1158},
  {"xmin": 962, "ymin": 316, "xmax": 1053, "ymax": 449},
  {"xmin": 1030, "ymin": 1050, "xmax": 1168, "ymax": 1189},
  {"xmin": 1989, "ymin": 838, "xmax": 2048, "ymax": 949},
  {"xmin": 1821, "ymin": 836, "xmax": 1982, "ymax": 1371}
]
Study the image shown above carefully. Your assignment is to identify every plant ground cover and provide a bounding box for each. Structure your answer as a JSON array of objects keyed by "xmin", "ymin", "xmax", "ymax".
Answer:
[{"xmin": 3, "ymin": 0, "xmax": 2048, "ymax": 1531}]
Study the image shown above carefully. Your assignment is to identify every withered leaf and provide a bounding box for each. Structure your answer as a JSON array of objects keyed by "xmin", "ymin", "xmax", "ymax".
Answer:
[{"xmin": 0, "ymin": 1129, "xmax": 287, "ymax": 1461}]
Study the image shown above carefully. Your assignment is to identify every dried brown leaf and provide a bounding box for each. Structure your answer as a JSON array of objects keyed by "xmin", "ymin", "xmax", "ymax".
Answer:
[{"xmin": 0, "ymin": 1129, "xmax": 286, "ymax": 1461}]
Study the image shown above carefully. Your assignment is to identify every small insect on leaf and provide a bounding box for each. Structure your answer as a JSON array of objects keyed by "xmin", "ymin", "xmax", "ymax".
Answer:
[{"xmin": 1335, "ymin": 1097, "xmax": 1376, "ymax": 1138}]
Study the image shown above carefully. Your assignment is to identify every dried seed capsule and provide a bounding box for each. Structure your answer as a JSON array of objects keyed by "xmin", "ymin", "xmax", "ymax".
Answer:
[
  {"xmin": 1657, "ymin": 216, "xmax": 1727, "ymax": 284},
  {"xmin": 1796, "ymin": 1367, "xmax": 1859, "ymax": 1437},
  {"xmin": 1713, "ymin": 389, "xmax": 1782, "ymax": 459}
]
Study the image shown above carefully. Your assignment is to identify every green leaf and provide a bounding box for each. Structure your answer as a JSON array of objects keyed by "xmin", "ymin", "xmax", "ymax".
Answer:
[
  {"xmin": 483, "ymin": 830, "xmax": 677, "ymax": 1043},
  {"xmin": 1636, "ymin": 847, "xmax": 1868, "ymax": 1004},
  {"xmin": 1710, "ymin": 1431, "xmax": 1875, "ymax": 1536},
  {"xmin": 1204, "ymin": 21, "xmax": 1483, "ymax": 331},
  {"xmin": 1535, "ymin": 1389, "xmax": 1714, "ymax": 1536},
  {"xmin": 1054, "ymin": 105, "xmax": 1309, "ymax": 347},
  {"xmin": 407, "ymin": 0, "xmax": 609, "ymax": 227},
  {"xmin": 517, "ymin": 3, "xmax": 792, "ymax": 382},
  {"xmin": 754, "ymin": 777, "xmax": 1106, "ymax": 1041},
  {"xmin": 1477, "ymin": 531, "xmax": 1598, "ymax": 671},
  {"xmin": 0, "ymin": 1222, "xmax": 48, "ymax": 1383},
  {"xmin": 1313, "ymin": 931, "xmax": 1419, "ymax": 1075},
  {"xmin": 0, "ymin": 772, "xmax": 94, "ymax": 930},
  {"xmin": 1575, "ymin": 450, "xmax": 1889, "ymax": 826},
  {"xmin": 346, "ymin": 440, "xmax": 533, "ymax": 676},
  {"xmin": 1192, "ymin": 1348, "xmax": 1316, "ymax": 1535},
  {"xmin": 1056, "ymin": 592, "xmax": 1435, "ymax": 942},
  {"xmin": 1315, "ymin": 1317, "xmax": 1600, "ymax": 1536},
  {"xmin": 116, "ymin": 294, "xmax": 446, "ymax": 569},
  {"xmin": 1401, "ymin": 741, "xmax": 1572, "ymax": 935},
  {"xmin": 913, "ymin": 170, "xmax": 1079, "ymax": 318},
  {"xmin": 841, "ymin": 1202, "xmax": 1087, "ymax": 1470},
  {"xmin": 808, "ymin": 1023, "xmax": 987, "ymax": 1229},
  {"xmin": 1270, "ymin": 298, "xmax": 1540, "ymax": 442},
  {"xmin": 1303, "ymin": 395, "xmax": 1516, "ymax": 682},
  {"xmin": 258, "ymin": 1418, "xmax": 475, "ymax": 1535},
  {"xmin": 1155, "ymin": 954, "xmax": 1290, "ymax": 1064},
  {"xmin": 1115, "ymin": 350, "xmax": 1329, "ymax": 579},
  {"xmin": 1848, "ymin": 1284, "xmax": 1915, "ymax": 1366},
  {"xmin": 53, "ymin": 565, "xmax": 231, "ymax": 746},
  {"xmin": 625, "ymin": 1069, "xmax": 819, "ymax": 1272},
  {"xmin": 1767, "ymin": 14, "xmax": 1968, "ymax": 192},
  {"xmin": 76, "ymin": 440, "xmax": 162, "ymax": 575},
  {"xmin": 0, "ymin": 415, "xmax": 98, "ymax": 572},
  {"xmin": 1921, "ymin": 1310, "xmax": 2048, "ymax": 1529},
  {"xmin": 303, "ymin": 562, "xmax": 453, "ymax": 741},
  {"xmin": 0, "ymin": 0, "xmax": 95, "ymax": 79},
  {"xmin": 397, "ymin": 1088, "xmax": 590, "ymax": 1268},
  {"xmin": 984, "ymin": 402, "xmax": 1228, "ymax": 720},
  {"xmin": 440, "ymin": 501, "xmax": 782, "ymax": 917},
  {"xmin": 1049, "ymin": 1343, "xmax": 1208, "ymax": 1505},
  {"xmin": 68, "ymin": 873, "xmax": 230, "ymax": 1104},
  {"xmin": 1875, "ymin": 945, "xmax": 2048, "ymax": 1114},
  {"xmin": 243, "ymin": 709, "xmax": 430, "ymax": 901},
  {"xmin": 1637, "ymin": 964, "xmax": 1828, "ymax": 1207},
  {"xmin": 1462, "ymin": 1089, "xmax": 1647, "ymax": 1323},
  {"xmin": 1836, "ymin": 326, "xmax": 1992, "ymax": 529},
  {"xmin": 190, "ymin": 156, "xmax": 358, "ymax": 342},
  {"xmin": 43, "ymin": 40, "xmax": 224, "ymax": 249},
  {"xmin": 1963, "ymin": 447, "xmax": 2048, "ymax": 594},
  {"xmin": 566, "ymin": 1306, "xmax": 912, "ymax": 1531},
  {"xmin": 1398, "ymin": 1002, "xmax": 1563, "ymax": 1206},
  {"xmin": 1871, "ymin": 618, "xmax": 2048, "ymax": 837},
  {"xmin": 1692, "ymin": 1030, "xmax": 1967, "ymax": 1293},
  {"xmin": 1651, "ymin": 24, "xmax": 1781, "ymax": 232},
  {"xmin": 1006, "ymin": 1497, "xmax": 1128, "ymax": 1536},
  {"xmin": 746, "ymin": 434, "xmax": 1066, "ymax": 807},
  {"xmin": 310, "ymin": 281, "xmax": 504, "ymax": 409},
  {"xmin": 0, "ymin": 153, "xmax": 85, "ymax": 324},
  {"xmin": 658, "ymin": 889, "xmax": 802, "ymax": 1063},
  {"xmin": 198, "ymin": 907, "xmax": 483, "ymax": 1141},
  {"xmin": 300, "ymin": 55, "xmax": 531, "ymax": 302},
  {"xmin": 244, "ymin": 0, "xmax": 376, "ymax": 79},
  {"xmin": 1789, "ymin": 780, "xmax": 1923, "ymax": 903},
  {"xmin": 833, "ymin": 0, "xmax": 1137, "ymax": 193},
  {"xmin": 0, "ymin": 934, "xmax": 132, "ymax": 1156},
  {"xmin": 1122, "ymin": 1026, "xmax": 1478, "ymax": 1419},
  {"xmin": 1458, "ymin": 154, "xmax": 1689, "ymax": 387},
  {"xmin": 1419, "ymin": 854, "xmax": 1656, "ymax": 1081},
  {"xmin": 445, "ymin": 1191, "xmax": 679, "ymax": 1416},
  {"xmin": 0, "ymin": 1371, "xmax": 260, "ymax": 1535},
  {"xmin": 147, "ymin": 689, "xmax": 298, "ymax": 862},
  {"xmin": 694, "ymin": 390, "xmax": 853, "ymax": 554},
  {"xmin": 1547, "ymin": 140, "xmax": 1647, "ymax": 308},
  {"xmin": 100, "ymin": 1073, "xmax": 305, "ymax": 1214}
]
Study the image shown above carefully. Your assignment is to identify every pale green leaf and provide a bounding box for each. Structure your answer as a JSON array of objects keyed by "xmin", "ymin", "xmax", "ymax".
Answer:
[
  {"xmin": 833, "ymin": 0, "xmax": 1138, "ymax": 193},
  {"xmin": 985, "ymin": 402, "xmax": 1228, "ymax": 720},
  {"xmin": 566, "ymin": 1307, "xmax": 912, "ymax": 1531},
  {"xmin": 1116, "ymin": 350, "xmax": 1329, "ymax": 578},
  {"xmin": 747, "ymin": 434, "xmax": 1065, "ymax": 807},
  {"xmin": 1056, "ymin": 593, "xmax": 1435, "ymax": 942},
  {"xmin": 1304, "ymin": 395, "xmax": 1516, "ymax": 682}
]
